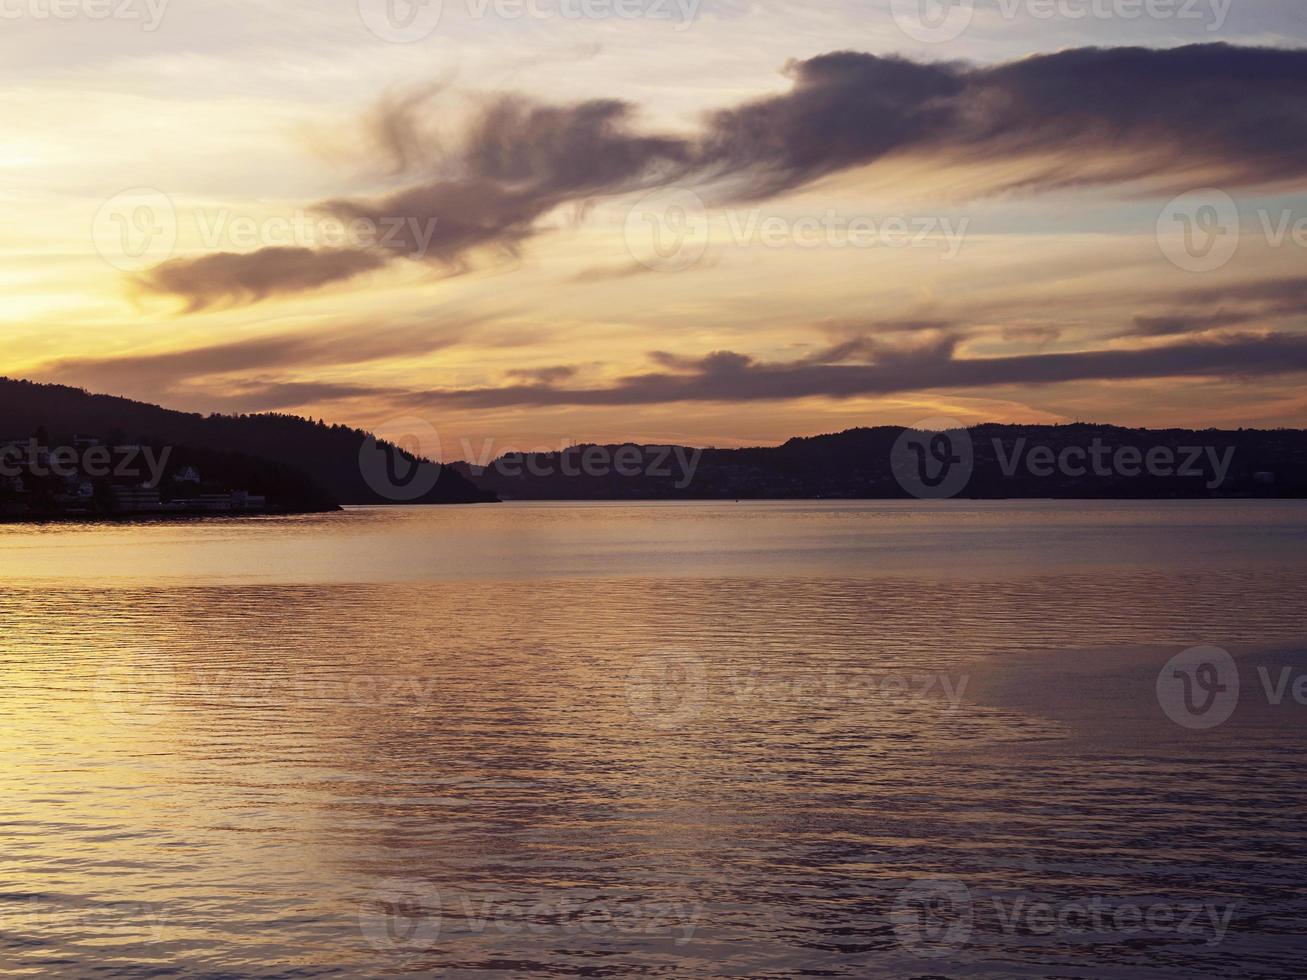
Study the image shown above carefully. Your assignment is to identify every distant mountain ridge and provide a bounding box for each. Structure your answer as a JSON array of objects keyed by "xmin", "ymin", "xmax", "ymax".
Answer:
[
  {"xmin": 452, "ymin": 424, "xmax": 1307, "ymax": 499},
  {"xmin": 9, "ymin": 377, "xmax": 1304, "ymax": 503},
  {"xmin": 0, "ymin": 378, "xmax": 494, "ymax": 505}
]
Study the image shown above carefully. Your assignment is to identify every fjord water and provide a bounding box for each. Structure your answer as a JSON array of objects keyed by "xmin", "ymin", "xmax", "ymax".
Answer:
[{"xmin": 2, "ymin": 501, "xmax": 1305, "ymax": 978}]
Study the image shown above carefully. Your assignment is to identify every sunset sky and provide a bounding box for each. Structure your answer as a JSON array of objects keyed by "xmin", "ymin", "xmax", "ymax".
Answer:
[{"xmin": 5, "ymin": 0, "xmax": 1307, "ymax": 457}]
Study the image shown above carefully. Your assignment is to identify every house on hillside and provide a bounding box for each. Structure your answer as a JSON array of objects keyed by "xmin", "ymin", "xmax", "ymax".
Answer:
[{"xmin": 111, "ymin": 485, "xmax": 161, "ymax": 512}]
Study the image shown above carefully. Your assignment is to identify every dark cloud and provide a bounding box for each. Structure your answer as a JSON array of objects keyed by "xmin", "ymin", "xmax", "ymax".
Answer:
[
  {"xmin": 34, "ymin": 324, "xmax": 463, "ymax": 400},
  {"xmin": 464, "ymin": 97, "xmax": 688, "ymax": 192},
  {"xmin": 698, "ymin": 51, "xmax": 964, "ymax": 200},
  {"xmin": 700, "ymin": 43, "xmax": 1307, "ymax": 199},
  {"xmin": 143, "ymin": 44, "xmax": 1307, "ymax": 308},
  {"xmin": 1131, "ymin": 312, "xmax": 1254, "ymax": 337},
  {"xmin": 399, "ymin": 333, "xmax": 1307, "ymax": 408},
  {"xmin": 137, "ymin": 247, "xmax": 387, "ymax": 311},
  {"xmin": 1185, "ymin": 275, "xmax": 1307, "ymax": 307},
  {"xmin": 505, "ymin": 365, "xmax": 578, "ymax": 384},
  {"xmin": 143, "ymin": 97, "xmax": 689, "ymax": 307},
  {"xmin": 327, "ymin": 97, "xmax": 689, "ymax": 260},
  {"xmin": 368, "ymin": 82, "xmax": 446, "ymax": 175},
  {"xmin": 795, "ymin": 325, "xmax": 960, "ymax": 366},
  {"xmin": 971, "ymin": 44, "xmax": 1307, "ymax": 190},
  {"xmin": 1126, "ymin": 275, "xmax": 1307, "ymax": 337},
  {"xmin": 47, "ymin": 334, "xmax": 332, "ymax": 390}
]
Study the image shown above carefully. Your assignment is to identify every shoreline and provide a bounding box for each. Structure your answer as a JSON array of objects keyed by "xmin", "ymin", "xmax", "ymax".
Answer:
[{"xmin": 0, "ymin": 505, "xmax": 343, "ymax": 524}]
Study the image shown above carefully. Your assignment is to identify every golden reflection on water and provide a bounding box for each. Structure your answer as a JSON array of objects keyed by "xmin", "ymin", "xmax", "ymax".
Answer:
[{"xmin": 2, "ymin": 502, "xmax": 1306, "ymax": 976}]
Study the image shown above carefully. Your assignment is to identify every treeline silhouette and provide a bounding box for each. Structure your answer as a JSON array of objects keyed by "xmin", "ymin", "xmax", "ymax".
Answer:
[
  {"xmin": 0, "ymin": 378, "xmax": 493, "ymax": 504},
  {"xmin": 452, "ymin": 424, "xmax": 1307, "ymax": 499}
]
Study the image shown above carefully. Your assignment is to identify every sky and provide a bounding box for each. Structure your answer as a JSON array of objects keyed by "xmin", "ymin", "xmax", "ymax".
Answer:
[{"xmin": 4, "ymin": 0, "xmax": 1307, "ymax": 457}]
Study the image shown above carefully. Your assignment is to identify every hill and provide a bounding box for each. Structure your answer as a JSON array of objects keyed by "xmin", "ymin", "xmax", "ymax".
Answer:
[
  {"xmin": 0, "ymin": 378, "xmax": 494, "ymax": 505},
  {"xmin": 450, "ymin": 424, "xmax": 1307, "ymax": 500}
]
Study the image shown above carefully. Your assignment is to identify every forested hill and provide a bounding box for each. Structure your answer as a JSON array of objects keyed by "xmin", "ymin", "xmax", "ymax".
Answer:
[
  {"xmin": 0, "ymin": 378, "xmax": 494, "ymax": 504},
  {"xmin": 451, "ymin": 424, "xmax": 1307, "ymax": 499}
]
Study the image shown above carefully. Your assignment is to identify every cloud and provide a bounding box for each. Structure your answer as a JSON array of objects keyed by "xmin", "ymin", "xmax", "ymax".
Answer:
[
  {"xmin": 186, "ymin": 379, "xmax": 387, "ymax": 412},
  {"xmin": 505, "ymin": 365, "xmax": 578, "ymax": 384},
  {"xmin": 142, "ymin": 96, "xmax": 690, "ymax": 307},
  {"xmin": 1127, "ymin": 275, "xmax": 1307, "ymax": 337},
  {"xmin": 794, "ymin": 323, "xmax": 960, "ymax": 366},
  {"xmin": 326, "ymin": 97, "xmax": 690, "ymax": 260},
  {"xmin": 1001, "ymin": 326, "xmax": 1062, "ymax": 346},
  {"xmin": 34, "ymin": 323, "xmax": 464, "ymax": 399},
  {"xmin": 349, "ymin": 43, "xmax": 1307, "ymax": 214},
  {"xmin": 137, "ymin": 247, "xmax": 387, "ymax": 311},
  {"xmin": 398, "ymin": 332, "xmax": 1307, "ymax": 408},
  {"xmin": 700, "ymin": 43, "xmax": 1307, "ymax": 200},
  {"xmin": 697, "ymin": 50, "xmax": 965, "ymax": 200},
  {"xmin": 367, "ymin": 82, "xmax": 447, "ymax": 175},
  {"xmin": 141, "ymin": 44, "xmax": 1307, "ymax": 309},
  {"xmin": 568, "ymin": 262, "xmax": 658, "ymax": 283},
  {"xmin": 1131, "ymin": 312, "xmax": 1253, "ymax": 337},
  {"xmin": 1185, "ymin": 275, "xmax": 1307, "ymax": 307}
]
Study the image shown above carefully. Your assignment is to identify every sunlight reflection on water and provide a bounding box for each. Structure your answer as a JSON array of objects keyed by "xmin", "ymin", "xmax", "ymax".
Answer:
[{"xmin": 1, "ymin": 501, "xmax": 1305, "ymax": 977}]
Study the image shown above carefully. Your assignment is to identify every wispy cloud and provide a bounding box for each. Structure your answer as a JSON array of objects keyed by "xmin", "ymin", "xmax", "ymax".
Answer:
[
  {"xmin": 136, "ymin": 247, "xmax": 388, "ymax": 311},
  {"xmin": 138, "ymin": 44, "xmax": 1307, "ymax": 310},
  {"xmin": 1127, "ymin": 275, "xmax": 1307, "ymax": 337},
  {"xmin": 397, "ymin": 332, "xmax": 1307, "ymax": 408},
  {"xmin": 33, "ymin": 322, "xmax": 465, "ymax": 399}
]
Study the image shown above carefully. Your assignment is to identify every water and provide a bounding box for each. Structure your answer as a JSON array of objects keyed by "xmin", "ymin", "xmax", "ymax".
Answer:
[{"xmin": 1, "ymin": 501, "xmax": 1305, "ymax": 977}]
